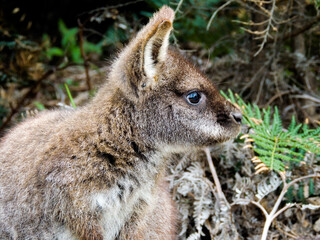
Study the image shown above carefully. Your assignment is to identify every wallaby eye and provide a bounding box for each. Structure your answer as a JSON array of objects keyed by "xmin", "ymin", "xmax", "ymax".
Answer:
[{"xmin": 185, "ymin": 91, "xmax": 202, "ymax": 105}]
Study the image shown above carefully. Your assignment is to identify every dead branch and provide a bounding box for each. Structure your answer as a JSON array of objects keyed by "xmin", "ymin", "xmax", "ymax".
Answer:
[
  {"xmin": 267, "ymin": 15, "xmax": 320, "ymax": 44},
  {"xmin": 206, "ymin": 0, "xmax": 234, "ymax": 31},
  {"xmin": 254, "ymin": 0, "xmax": 277, "ymax": 56},
  {"xmin": 260, "ymin": 173, "xmax": 320, "ymax": 240}
]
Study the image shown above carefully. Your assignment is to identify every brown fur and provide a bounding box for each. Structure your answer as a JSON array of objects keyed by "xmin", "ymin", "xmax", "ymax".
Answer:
[{"xmin": 0, "ymin": 6, "xmax": 241, "ymax": 240}]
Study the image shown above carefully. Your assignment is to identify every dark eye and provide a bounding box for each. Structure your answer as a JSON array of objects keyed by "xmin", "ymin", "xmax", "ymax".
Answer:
[{"xmin": 185, "ymin": 91, "xmax": 202, "ymax": 105}]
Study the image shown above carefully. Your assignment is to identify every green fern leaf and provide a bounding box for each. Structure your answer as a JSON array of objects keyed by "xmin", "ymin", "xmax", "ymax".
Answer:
[
  {"xmin": 263, "ymin": 107, "xmax": 271, "ymax": 127},
  {"xmin": 288, "ymin": 116, "xmax": 297, "ymax": 132},
  {"xmin": 254, "ymin": 104, "xmax": 262, "ymax": 120},
  {"xmin": 251, "ymin": 134, "xmax": 276, "ymax": 146},
  {"xmin": 222, "ymin": 90, "xmax": 320, "ymax": 173},
  {"xmin": 291, "ymin": 124, "xmax": 303, "ymax": 135},
  {"xmin": 271, "ymin": 107, "xmax": 282, "ymax": 135},
  {"xmin": 228, "ymin": 89, "xmax": 236, "ymax": 103}
]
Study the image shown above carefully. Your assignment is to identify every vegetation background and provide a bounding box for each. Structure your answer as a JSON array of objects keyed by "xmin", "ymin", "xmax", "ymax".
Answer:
[{"xmin": 0, "ymin": 0, "xmax": 319, "ymax": 239}]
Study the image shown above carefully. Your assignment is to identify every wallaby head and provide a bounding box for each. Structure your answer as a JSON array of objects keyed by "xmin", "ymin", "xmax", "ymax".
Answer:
[{"xmin": 93, "ymin": 6, "xmax": 242, "ymax": 153}]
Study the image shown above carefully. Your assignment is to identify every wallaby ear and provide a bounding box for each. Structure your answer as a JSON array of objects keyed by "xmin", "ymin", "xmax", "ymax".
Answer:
[
  {"xmin": 143, "ymin": 19, "xmax": 172, "ymax": 80},
  {"xmin": 110, "ymin": 6, "xmax": 174, "ymax": 94}
]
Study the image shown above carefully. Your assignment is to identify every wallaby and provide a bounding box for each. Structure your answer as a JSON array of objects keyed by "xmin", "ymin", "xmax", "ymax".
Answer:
[{"xmin": 0, "ymin": 6, "xmax": 242, "ymax": 240}]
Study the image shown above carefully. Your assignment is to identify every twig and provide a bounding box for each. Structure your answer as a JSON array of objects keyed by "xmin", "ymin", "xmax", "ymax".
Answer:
[
  {"xmin": 271, "ymin": 203, "xmax": 296, "ymax": 222},
  {"xmin": 233, "ymin": 173, "xmax": 320, "ymax": 240},
  {"xmin": 241, "ymin": 27, "xmax": 268, "ymax": 35},
  {"xmin": 78, "ymin": 19, "xmax": 92, "ymax": 91},
  {"xmin": 207, "ymin": 1, "xmax": 233, "ymax": 31},
  {"xmin": 240, "ymin": 59, "xmax": 270, "ymax": 96},
  {"xmin": 254, "ymin": 74, "xmax": 265, "ymax": 104},
  {"xmin": 250, "ymin": 200, "xmax": 269, "ymax": 217},
  {"xmin": 254, "ymin": 0, "xmax": 277, "ymax": 56},
  {"xmin": 15, "ymin": 39, "xmax": 41, "ymax": 52},
  {"xmin": 204, "ymin": 178, "xmax": 219, "ymax": 201},
  {"xmin": 232, "ymin": 19, "xmax": 269, "ymax": 26},
  {"xmin": 260, "ymin": 173, "xmax": 320, "ymax": 240},
  {"xmin": 235, "ymin": 0, "xmax": 270, "ymax": 17},
  {"xmin": 88, "ymin": 0, "xmax": 143, "ymax": 15},
  {"xmin": 174, "ymin": 0, "xmax": 184, "ymax": 14},
  {"xmin": 204, "ymin": 147, "xmax": 230, "ymax": 209},
  {"xmin": 274, "ymin": 221, "xmax": 299, "ymax": 239},
  {"xmin": 253, "ymin": 1, "xmax": 272, "ymax": 16},
  {"xmin": 291, "ymin": 94, "xmax": 320, "ymax": 104},
  {"xmin": 267, "ymin": 15, "xmax": 320, "ymax": 44},
  {"xmin": 245, "ymin": 0, "xmax": 272, "ymax": 4},
  {"xmin": 265, "ymin": 90, "xmax": 292, "ymax": 107}
]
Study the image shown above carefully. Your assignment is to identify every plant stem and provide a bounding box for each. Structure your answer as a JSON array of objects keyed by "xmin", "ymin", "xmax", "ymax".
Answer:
[
  {"xmin": 260, "ymin": 173, "xmax": 320, "ymax": 240},
  {"xmin": 207, "ymin": 1, "xmax": 233, "ymax": 31},
  {"xmin": 204, "ymin": 147, "xmax": 230, "ymax": 209},
  {"xmin": 64, "ymin": 84, "xmax": 77, "ymax": 109}
]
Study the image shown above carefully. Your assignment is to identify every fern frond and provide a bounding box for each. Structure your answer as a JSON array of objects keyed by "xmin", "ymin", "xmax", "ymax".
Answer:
[
  {"xmin": 254, "ymin": 161, "xmax": 271, "ymax": 174},
  {"xmin": 254, "ymin": 104, "xmax": 262, "ymax": 120},
  {"xmin": 262, "ymin": 107, "xmax": 271, "ymax": 128},
  {"xmin": 311, "ymin": 127, "xmax": 320, "ymax": 137},
  {"xmin": 271, "ymin": 107, "xmax": 282, "ymax": 135},
  {"xmin": 251, "ymin": 132, "xmax": 276, "ymax": 145},
  {"xmin": 222, "ymin": 89, "xmax": 320, "ymax": 173},
  {"xmin": 288, "ymin": 116, "xmax": 303, "ymax": 135},
  {"xmin": 256, "ymin": 172, "xmax": 282, "ymax": 200},
  {"xmin": 187, "ymin": 232, "xmax": 201, "ymax": 240},
  {"xmin": 228, "ymin": 88, "xmax": 236, "ymax": 103},
  {"xmin": 288, "ymin": 115, "xmax": 297, "ymax": 132},
  {"xmin": 174, "ymin": 161, "xmax": 214, "ymax": 238}
]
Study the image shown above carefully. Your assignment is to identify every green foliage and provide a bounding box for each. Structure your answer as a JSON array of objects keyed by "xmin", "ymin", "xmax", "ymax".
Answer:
[
  {"xmin": 44, "ymin": 45, "xmax": 64, "ymax": 59},
  {"xmin": 143, "ymin": 0, "xmax": 171, "ymax": 11},
  {"xmin": 143, "ymin": 0, "xmax": 244, "ymax": 56},
  {"xmin": 297, "ymin": 182, "xmax": 304, "ymax": 202},
  {"xmin": 43, "ymin": 20, "xmax": 104, "ymax": 63},
  {"xmin": 103, "ymin": 27, "xmax": 128, "ymax": 46},
  {"xmin": 64, "ymin": 78, "xmax": 79, "ymax": 87},
  {"xmin": 33, "ymin": 101, "xmax": 45, "ymax": 111},
  {"xmin": 0, "ymin": 30, "xmax": 39, "ymax": 51},
  {"xmin": 221, "ymin": 89, "xmax": 320, "ymax": 172},
  {"xmin": 0, "ymin": 41, "xmax": 18, "ymax": 49},
  {"xmin": 64, "ymin": 83, "xmax": 76, "ymax": 109},
  {"xmin": 286, "ymin": 178, "xmax": 313, "ymax": 204},
  {"xmin": 285, "ymin": 185, "xmax": 294, "ymax": 202},
  {"xmin": 309, "ymin": 178, "xmax": 315, "ymax": 196}
]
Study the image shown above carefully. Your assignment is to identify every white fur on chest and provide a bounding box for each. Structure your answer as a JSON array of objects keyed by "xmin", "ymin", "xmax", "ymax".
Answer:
[
  {"xmin": 90, "ymin": 153, "xmax": 164, "ymax": 240},
  {"xmin": 56, "ymin": 227, "xmax": 77, "ymax": 240},
  {"xmin": 93, "ymin": 180, "xmax": 154, "ymax": 240},
  {"xmin": 57, "ymin": 153, "xmax": 166, "ymax": 240}
]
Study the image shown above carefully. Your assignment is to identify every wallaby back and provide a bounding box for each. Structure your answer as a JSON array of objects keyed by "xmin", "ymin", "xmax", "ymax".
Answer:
[{"xmin": 0, "ymin": 6, "xmax": 242, "ymax": 240}]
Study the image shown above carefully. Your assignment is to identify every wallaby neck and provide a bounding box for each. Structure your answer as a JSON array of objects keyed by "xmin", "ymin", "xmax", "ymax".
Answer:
[{"xmin": 75, "ymin": 97, "xmax": 170, "ymax": 177}]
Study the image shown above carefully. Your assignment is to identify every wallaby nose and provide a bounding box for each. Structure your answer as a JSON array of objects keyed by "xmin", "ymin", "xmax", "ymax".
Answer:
[{"xmin": 231, "ymin": 112, "xmax": 242, "ymax": 125}]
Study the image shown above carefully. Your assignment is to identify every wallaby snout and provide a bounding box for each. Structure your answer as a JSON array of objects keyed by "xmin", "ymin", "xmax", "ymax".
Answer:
[{"xmin": 231, "ymin": 112, "xmax": 243, "ymax": 125}]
